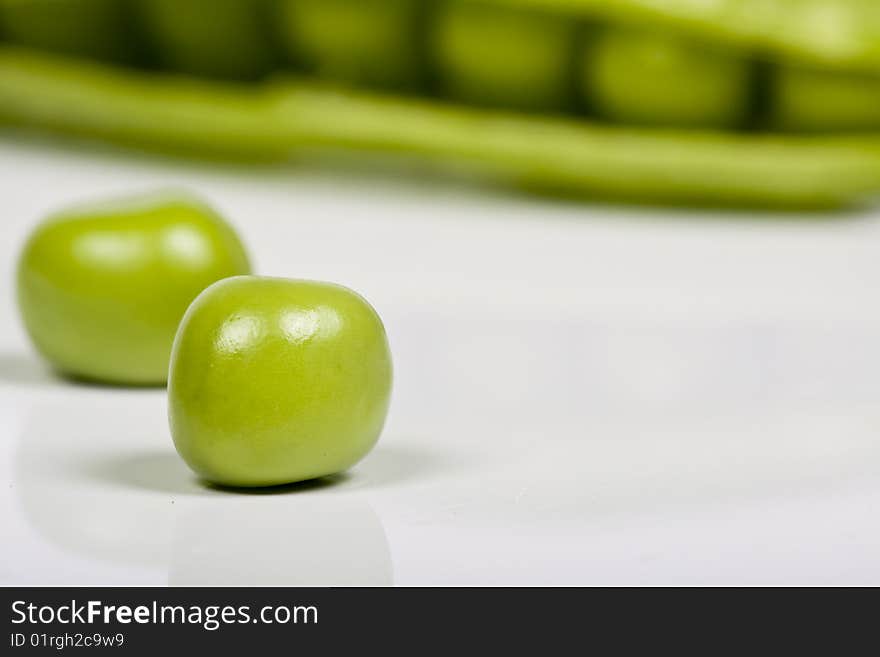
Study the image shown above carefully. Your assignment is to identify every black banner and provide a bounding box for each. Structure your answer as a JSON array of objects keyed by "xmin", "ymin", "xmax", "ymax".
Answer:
[{"xmin": 0, "ymin": 587, "xmax": 870, "ymax": 652}]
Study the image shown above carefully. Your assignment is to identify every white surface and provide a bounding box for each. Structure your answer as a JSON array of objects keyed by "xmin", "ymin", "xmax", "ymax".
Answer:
[{"xmin": 2, "ymin": 137, "xmax": 880, "ymax": 586}]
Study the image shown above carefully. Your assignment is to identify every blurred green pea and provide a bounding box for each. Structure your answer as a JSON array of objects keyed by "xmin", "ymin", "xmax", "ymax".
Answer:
[
  {"xmin": 0, "ymin": 0, "xmax": 137, "ymax": 63},
  {"xmin": 583, "ymin": 26, "xmax": 752, "ymax": 129},
  {"xmin": 17, "ymin": 192, "xmax": 251, "ymax": 386},
  {"xmin": 430, "ymin": 0, "xmax": 578, "ymax": 112},
  {"xmin": 136, "ymin": 0, "xmax": 275, "ymax": 79},
  {"xmin": 275, "ymin": 0, "xmax": 423, "ymax": 90},
  {"xmin": 772, "ymin": 65, "xmax": 880, "ymax": 132}
]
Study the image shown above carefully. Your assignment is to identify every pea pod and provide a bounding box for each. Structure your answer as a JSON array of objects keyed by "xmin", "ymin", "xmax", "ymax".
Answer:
[
  {"xmin": 2, "ymin": 47, "xmax": 879, "ymax": 208},
  {"xmin": 2, "ymin": 0, "xmax": 880, "ymax": 208},
  {"xmin": 501, "ymin": 0, "xmax": 880, "ymax": 73}
]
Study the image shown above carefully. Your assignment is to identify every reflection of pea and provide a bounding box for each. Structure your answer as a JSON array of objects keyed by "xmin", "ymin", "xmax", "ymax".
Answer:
[
  {"xmin": 17, "ymin": 192, "xmax": 250, "ymax": 386},
  {"xmin": 772, "ymin": 65, "xmax": 880, "ymax": 132},
  {"xmin": 276, "ymin": 0, "xmax": 424, "ymax": 90},
  {"xmin": 0, "ymin": 0, "xmax": 137, "ymax": 63},
  {"xmin": 169, "ymin": 497, "xmax": 393, "ymax": 586},
  {"xmin": 16, "ymin": 401, "xmax": 175, "ymax": 571},
  {"xmin": 583, "ymin": 27, "xmax": 752, "ymax": 129},
  {"xmin": 136, "ymin": 0, "xmax": 276, "ymax": 79},
  {"xmin": 431, "ymin": 0, "xmax": 578, "ymax": 112}
]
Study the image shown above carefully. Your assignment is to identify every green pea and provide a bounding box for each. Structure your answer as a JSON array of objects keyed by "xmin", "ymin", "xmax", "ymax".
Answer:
[
  {"xmin": 17, "ymin": 192, "xmax": 251, "ymax": 386},
  {"xmin": 0, "ymin": 0, "xmax": 136, "ymax": 63},
  {"xmin": 772, "ymin": 65, "xmax": 880, "ymax": 132},
  {"xmin": 168, "ymin": 276, "xmax": 393, "ymax": 488},
  {"xmin": 276, "ymin": 0, "xmax": 423, "ymax": 90},
  {"xmin": 135, "ymin": 0, "xmax": 275, "ymax": 79},
  {"xmin": 431, "ymin": 0, "xmax": 578, "ymax": 111},
  {"xmin": 583, "ymin": 26, "xmax": 752, "ymax": 128}
]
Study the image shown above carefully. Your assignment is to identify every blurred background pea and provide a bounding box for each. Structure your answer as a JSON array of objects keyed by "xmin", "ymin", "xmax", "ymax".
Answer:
[
  {"xmin": 135, "ymin": 0, "xmax": 276, "ymax": 79},
  {"xmin": 17, "ymin": 192, "xmax": 251, "ymax": 386},
  {"xmin": 772, "ymin": 65, "xmax": 880, "ymax": 132},
  {"xmin": 275, "ymin": 0, "xmax": 424, "ymax": 91},
  {"xmin": 430, "ymin": 0, "xmax": 578, "ymax": 112},
  {"xmin": 0, "ymin": 0, "xmax": 138, "ymax": 63},
  {"xmin": 582, "ymin": 26, "xmax": 753, "ymax": 129}
]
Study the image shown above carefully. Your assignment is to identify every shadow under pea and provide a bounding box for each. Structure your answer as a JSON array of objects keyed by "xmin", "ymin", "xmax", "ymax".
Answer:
[{"xmin": 14, "ymin": 403, "xmax": 410, "ymax": 586}]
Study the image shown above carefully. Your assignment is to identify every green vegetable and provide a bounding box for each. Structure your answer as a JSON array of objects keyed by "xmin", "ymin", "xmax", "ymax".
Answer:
[
  {"xmin": 17, "ymin": 192, "xmax": 251, "ymax": 385},
  {"xmin": 168, "ymin": 276, "xmax": 393, "ymax": 488},
  {"xmin": 495, "ymin": 0, "xmax": 880, "ymax": 73},
  {"xmin": 0, "ymin": 0, "xmax": 136, "ymax": 63},
  {"xmin": 135, "ymin": 0, "xmax": 275, "ymax": 79},
  {"xmin": 2, "ymin": 48, "xmax": 880, "ymax": 207},
  {"xmin": 2, "ymin": 1, "xmax": 880, "ymax": 208},
  {"xmin": 431, "ymin": 0, "xmax": 578, "ymax": 111},
  {"xmin": 583, "ymin": 26, "xmax": 752, "ymax": 128},
  {"xmin": 773, "ymin": 65, "xmax": 880, "ymax": 132},
  {"xmin": 276, "ymin": 0, "xmax": 423, "ymax": 90}
]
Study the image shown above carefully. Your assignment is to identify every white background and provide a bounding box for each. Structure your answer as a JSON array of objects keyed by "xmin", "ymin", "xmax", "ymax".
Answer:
[{"xmin": 2, "ymin": 135, "xmax": 879, "ymax": 585}]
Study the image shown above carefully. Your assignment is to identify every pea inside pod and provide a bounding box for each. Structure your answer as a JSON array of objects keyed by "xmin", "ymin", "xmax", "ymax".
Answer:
[
  {"xmin": 431, "ymin": 0, "xmax": 579, "ymax": 112},
  {"xmin": 772, "ymin": 65, "xmax": 880, "ymax": 132},
  {"xmin": 17, "ymin": 192, "xmax": 251, "ymax": 385},
  {"xmin": 135, "ymin": 0, "xmax": 276, "ymax": 79},
  {"xmin": 582, "ymin": 26, "xmax": 753, "ymax": 129},
  {"xmin": 276, "ymin": 0, "xmax": 424, "ymax": 90},
  {"xmin": 0, "ymin": 0, "xmax": 137, "ymax": 63}
]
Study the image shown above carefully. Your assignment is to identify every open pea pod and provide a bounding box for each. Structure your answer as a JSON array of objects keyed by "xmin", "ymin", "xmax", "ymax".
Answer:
[
  {"xmin": 0, "ymin": 0, "xmax": 879, "ymax": 208},
  {"xmin": 435, "ymin": 0, "xmax": 880, "ymax": 130}
]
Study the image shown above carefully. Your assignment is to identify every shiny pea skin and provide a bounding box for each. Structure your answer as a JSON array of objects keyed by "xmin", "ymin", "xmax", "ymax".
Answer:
[
  {"xmin": 431, "ymin": 0, "xmax": 578, "ymax": 111},
  {"xmin": 17, "ymin": 193, "xmax": 251, "ymax": 385},
  {"xmin": 772, "ymin": 65, "xmax": 880, "ymax": 132},
  {"xmin": 584, "ymin": 26, "xmax": 752, "ymax": 128},
  {"xmin": 276, "ymin": 0, "xmax": 423, "ymax": 90},
  {"xmin": 168, "ymin": 276, "xmax": 393, "ymax": 488}
]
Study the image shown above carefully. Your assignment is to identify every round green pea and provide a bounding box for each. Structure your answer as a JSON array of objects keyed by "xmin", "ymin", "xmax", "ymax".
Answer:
[
  {"xmin": 772, "ymin": 65, "xmax": 880, "ymax": 132},
  {"xmin": 431, "ymin": 0, "xmax": 578, "ymax": 111},
  {"xmin": 584, "ymin": 27, "xmax": 751, "ymax": 128},
  {"xmin": 0, "ymin": 0, "xmax": 136, "ymax": 63},
  {"xmin": 276, "ymin": 0, "xmax": 423, "ymax": 90},
  {"xmin": 17, "ymin": 193, "xmax": 250, "ymax": 385},
  {"xmin": 135, "ymin": 0, "xmax": 275, "ymax": 79},
  {"xmin": 168, "ymin": 276, "xmax": 393, "ymax": 488}
]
